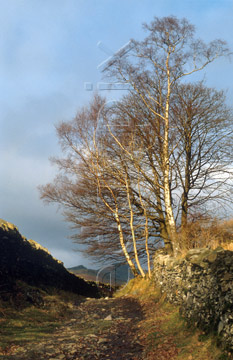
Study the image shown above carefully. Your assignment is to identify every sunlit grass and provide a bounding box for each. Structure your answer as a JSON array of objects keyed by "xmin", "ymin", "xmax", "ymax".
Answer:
[
  {"xmin": 0, "ymin": 287, "xmax": 84, "ymax": 352},
  {"xmin": 116, "ymin": 277, "xmax": 233, "ymax": 360},
  {"xmin": 0, "ymin": 307, "xmax": 61, "ymax": 351}
]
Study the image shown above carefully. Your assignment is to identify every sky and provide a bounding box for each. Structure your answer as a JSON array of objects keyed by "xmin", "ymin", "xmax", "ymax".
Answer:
[{"xmin": 0, "ymin": 0, "xmax": 233, "ymax": 269}]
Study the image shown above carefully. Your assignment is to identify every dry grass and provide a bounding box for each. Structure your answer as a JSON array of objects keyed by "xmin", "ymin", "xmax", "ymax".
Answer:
[
  {"xmin": 175, "ymin": 217, "xmax": 233, "ymax": 257},
  {"xmin": 116, "ymin": 277, "xmax": 233, "ymax": 360}
]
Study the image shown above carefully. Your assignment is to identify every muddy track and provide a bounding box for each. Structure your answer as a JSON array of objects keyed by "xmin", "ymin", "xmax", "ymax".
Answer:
[{"xmin": 3, "ymin": 296, "xmax": 144, "ymax": 360}]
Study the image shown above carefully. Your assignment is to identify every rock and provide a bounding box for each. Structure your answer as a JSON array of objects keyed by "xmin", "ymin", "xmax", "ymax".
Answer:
[
  {"xmin": 98, "ymin": 338, "xmax": 108, "ymax": 343},
  {"xmin": 218, "ymin": 321, "xmax": 224, "ymax": 334},
  {"xmin": 153, "ymin": 248, "xmax": 233, "ymax": 351},
  {"xmin": 0, "ymin": 218, "xmax": 100, "ymax": 299},
  {"xmin": 222, "ymin": 273, "xmax": 233, "ymax": 281},
  {"xmin": 206, "ymin": 252, "xmax": 217, "ymax": 263}
]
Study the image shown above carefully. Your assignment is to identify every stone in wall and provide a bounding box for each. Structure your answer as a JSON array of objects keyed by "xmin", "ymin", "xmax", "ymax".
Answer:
[{"xmin": 153, "ymin": 247, "xmax": 233, "ymax": 352}]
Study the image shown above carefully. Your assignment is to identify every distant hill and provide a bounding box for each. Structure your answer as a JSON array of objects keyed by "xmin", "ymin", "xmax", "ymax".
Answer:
[
  {"xmin": 0, "ymin": 219, "xmax": 99, "ymax": 299},
  {"xmin": 68, "ymin": 263, "xmax": 134, "ymax": 285},
  {"xmin": 68, "ymin": 265, "xmax": 98, "ymax": 282}
]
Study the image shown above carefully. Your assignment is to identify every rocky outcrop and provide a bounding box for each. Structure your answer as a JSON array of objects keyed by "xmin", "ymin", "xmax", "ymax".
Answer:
[
  {"xmin": 153, "ymin": 247, "xmax": 233, "ymax": 351},
  {"xmin": 0, "ymin": 219, "xmax": 99, "ymax": 298}
]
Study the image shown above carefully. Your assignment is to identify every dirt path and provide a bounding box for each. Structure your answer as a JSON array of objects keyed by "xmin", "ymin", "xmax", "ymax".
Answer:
[{"xmin": 3, "ymin": 296, "xmax": 144, "ymax": 360}]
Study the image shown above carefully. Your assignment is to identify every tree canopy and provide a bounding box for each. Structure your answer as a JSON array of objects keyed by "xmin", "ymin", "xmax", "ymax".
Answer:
[{"xmin": 40, "ymin": 16, "xmax": 232, "ymax": 277}]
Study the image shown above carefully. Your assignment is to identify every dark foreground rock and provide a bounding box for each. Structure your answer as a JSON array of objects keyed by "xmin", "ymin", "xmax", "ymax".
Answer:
[
  {"xmin": 0, "ymin": 296, "xmax": 144, "ymax": 360},
  {"xmin": 0, "ymin": 219, "xmax": 99, "ymax": 298}
]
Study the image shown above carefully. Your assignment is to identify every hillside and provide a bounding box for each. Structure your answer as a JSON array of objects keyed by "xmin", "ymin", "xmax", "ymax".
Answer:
[
  {"xmin": 68, "ymin": 265, "xmax": 98, "ymax": 281},
  {"xmin": 0, "ymin": 219, "xmax": 99, "ymax": 299}
]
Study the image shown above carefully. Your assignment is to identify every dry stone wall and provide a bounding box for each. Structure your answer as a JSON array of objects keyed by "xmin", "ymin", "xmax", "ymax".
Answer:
[{"xmin": 153, "ymin": 247, "xmax": 233, "ymax": 351}]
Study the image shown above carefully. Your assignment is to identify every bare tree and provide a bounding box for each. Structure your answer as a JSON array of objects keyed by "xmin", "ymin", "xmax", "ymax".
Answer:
[
  {"xmin": 40, "ymin": 95, "xmax": 156, "ymax": 276},
  {"xmin": 40, "ymin": 16, "xmax": 232, "ymax": 269},
  {"xmin": 102, "ymin": 82, "xmax": 233, "ymax": 254},
  {"xmin": 171, "ymin": 82, "xmax": 233, "ymax": 229},
  {"xmin": 102, "ymin": 15, "xmax": 230, "ymax": 253}
]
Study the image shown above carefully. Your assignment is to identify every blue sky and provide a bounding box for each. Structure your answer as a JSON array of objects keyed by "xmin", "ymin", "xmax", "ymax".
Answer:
[{"xmin": 0, "ymin": 0, "xmax": 233, "ymax": 268}]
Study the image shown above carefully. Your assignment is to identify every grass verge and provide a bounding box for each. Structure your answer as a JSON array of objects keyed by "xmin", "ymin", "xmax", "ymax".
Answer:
[
  {"xmin": 0, "ymin": 285, "xmax": 85, "ymax": 355},
  {"xmin": 115, "ymin": 277, "xmax": 233, "ymax": 360}
]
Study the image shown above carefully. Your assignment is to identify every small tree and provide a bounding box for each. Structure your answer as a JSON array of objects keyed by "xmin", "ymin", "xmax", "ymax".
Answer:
[{"xmin": 40, "ymin": 95, "xmax": 156, "ymax": 276}]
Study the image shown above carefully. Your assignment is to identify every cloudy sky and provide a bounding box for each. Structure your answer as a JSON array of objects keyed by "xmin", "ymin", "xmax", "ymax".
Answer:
[{"xmin": 0, "ymin": 0, "xmax": 233, "ymax": 268}]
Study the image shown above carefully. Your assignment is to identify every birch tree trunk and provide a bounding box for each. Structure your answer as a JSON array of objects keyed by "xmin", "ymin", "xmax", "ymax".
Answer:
[{"xmin": 163, "ymin": 51, "xmax": 176, "ymax": 253}]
